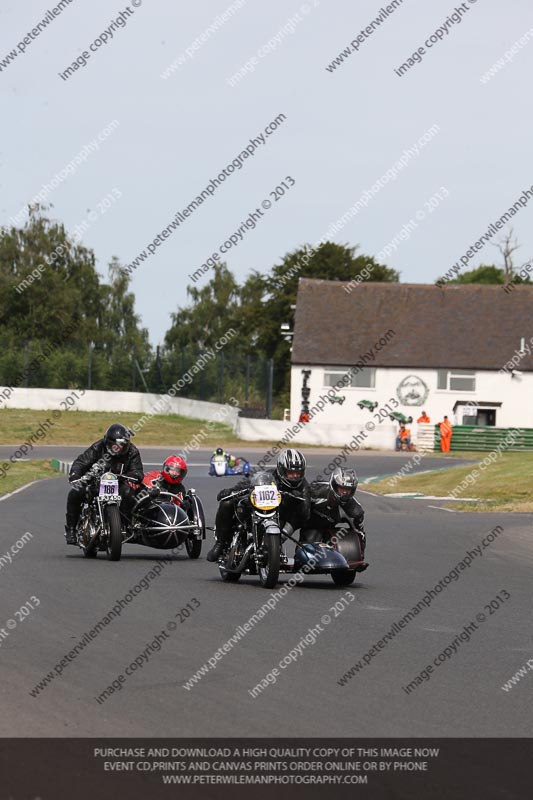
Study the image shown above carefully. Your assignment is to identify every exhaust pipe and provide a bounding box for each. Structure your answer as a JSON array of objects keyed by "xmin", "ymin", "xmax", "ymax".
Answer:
[{"xmin": 221, "ymin": 543, "xmax": 254, "ymax": 574}]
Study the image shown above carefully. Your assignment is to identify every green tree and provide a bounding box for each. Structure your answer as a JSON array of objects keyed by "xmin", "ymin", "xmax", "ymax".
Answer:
[
  {"xmin": 441, "ymin": 265, "xmax": 506, "ymax": 284},
  {"xmin": 0, "ymin": 210, "xmax": 150, "ymax": 390},
  {"xmin": 163, "ymin": 242, "xmax": 399, "ymax": 408},
  {"xmin": 165, "ymin": 263, "xmax": 240, "ymax": 352},
  {"xmin": 0, "ymin": 208, "xmax": 99, "ymax": 345},
  {"xmin": 238, "ymin": 242, "xmax": 399, "ymax": 396},
  {"xmin": 245, "ymin": 242, "xmax": 399, "ymax": 362},
  {"xmin": 95, "ymin": 258, "xmax": 152, "ymax": 390}
]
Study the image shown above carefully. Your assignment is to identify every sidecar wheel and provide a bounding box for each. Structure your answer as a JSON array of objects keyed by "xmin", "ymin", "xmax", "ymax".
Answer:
[
  {"xmin": 331, "ymin": 569, "xmax": 356, "ymax": 586},
  {"xmin": 186, "ymin": 535, "xmax": 202, "ymax": 559}
]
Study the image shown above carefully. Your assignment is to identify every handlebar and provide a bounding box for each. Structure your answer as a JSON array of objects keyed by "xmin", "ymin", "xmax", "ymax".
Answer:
[
  {"xmin": 158, "ymin": 490, "xmax": 184, "ymax": 501},
  {"xmin": 218, "ymin": 488, "xmax": 249, "ymax": 502},
  {"xmin": 219, "ymin": 487, "xmax": 306, "ymax": 502},
  {"xmin": 279, "ymin": 490, "xmax": 306, "ymax": 501},
  {"xmin": 73, "ymin": 468, "xmax": 142, "ymax": 485}
]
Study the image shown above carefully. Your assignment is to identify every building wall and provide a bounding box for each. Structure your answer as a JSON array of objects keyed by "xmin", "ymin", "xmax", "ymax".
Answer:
[
  {"xmin": 235, "ymin": 417, "xmax": 397, "ymax": 450},
  {"xmin": 291, "ymin": 366, "xmax": 530, "ymax": 428}
]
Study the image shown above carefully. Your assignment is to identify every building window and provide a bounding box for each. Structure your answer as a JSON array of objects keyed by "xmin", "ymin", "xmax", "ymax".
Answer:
[
  {"xmin": 437, "ymin": 370, "xmax": 476, "ymax": 392},
  {"xmin": 454, "ymin": 401, "xmax": 501, "ymax": 427},
  {"xmin": 323, "ymin": 368, "xmax": 376, "ymax": 389}
]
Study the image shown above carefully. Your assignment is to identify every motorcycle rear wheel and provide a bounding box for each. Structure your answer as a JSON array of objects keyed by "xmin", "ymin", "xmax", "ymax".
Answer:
[{"xmin": 105, "ymin": 505, "xmax": 123, "ymax": 561}]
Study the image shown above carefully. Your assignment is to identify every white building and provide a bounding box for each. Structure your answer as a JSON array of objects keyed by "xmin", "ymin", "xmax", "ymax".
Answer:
[{"xmin": 290, "ymin": 280, "xmax": 533, "ymax": 445}]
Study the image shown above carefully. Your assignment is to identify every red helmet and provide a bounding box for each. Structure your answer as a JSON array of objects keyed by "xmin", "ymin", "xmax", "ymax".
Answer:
[{"xmin": 162, "ymin": 455, "xmax": 187, "ymax": 485}]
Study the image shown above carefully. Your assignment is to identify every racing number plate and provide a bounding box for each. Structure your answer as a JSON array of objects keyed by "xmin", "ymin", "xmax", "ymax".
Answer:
[
  {"xmin": 251, "ymin": 484, "xmax": 280, "ymax": 510},
  {"xmin": 99, "ymin": 475, "xmax": 119, "ymax": 499}
]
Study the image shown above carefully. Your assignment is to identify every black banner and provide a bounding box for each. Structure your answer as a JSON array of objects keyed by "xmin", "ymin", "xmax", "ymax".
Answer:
[{"xmin": 0, "ymin": 738, "xmax": 530, "ymax": 799}]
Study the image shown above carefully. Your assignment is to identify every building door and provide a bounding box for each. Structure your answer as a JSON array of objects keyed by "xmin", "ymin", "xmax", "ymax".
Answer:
[{"xmin": 476, "ymin": 409, "xmax": 496, "ymax": 426}]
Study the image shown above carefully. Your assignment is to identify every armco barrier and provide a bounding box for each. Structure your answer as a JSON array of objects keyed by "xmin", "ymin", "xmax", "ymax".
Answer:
[
  {"xmin": 51, "ymin": 458, "xmax": 70, "ymax": 475},
  {"xmin": 441, "ymin": 425, "xmax": 533, "ymax": 451}
]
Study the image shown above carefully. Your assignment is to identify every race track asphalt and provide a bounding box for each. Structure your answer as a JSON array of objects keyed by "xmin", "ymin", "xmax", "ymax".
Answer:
[{"xmin": 0, "ymin": 448, "xmax": 531, "ymax": 737}]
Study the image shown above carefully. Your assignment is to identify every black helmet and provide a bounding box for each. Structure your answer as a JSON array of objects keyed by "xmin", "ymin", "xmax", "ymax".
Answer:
[
  {"xmin": 215, "ymin": 447, "xmax": 224, "ymax": 455},
  {"xmin": 276, "ymin": 448, "xmax": 306, "ymax": 488},
  {"xmin": 328, "ymin": 467, "xmax": 358, "ymax": 506},
  {"xmin": 103, "ymin": 423, "xmax": 132, "ymax": 456}
]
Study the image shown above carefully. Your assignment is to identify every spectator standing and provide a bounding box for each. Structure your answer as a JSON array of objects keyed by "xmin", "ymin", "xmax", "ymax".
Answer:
[{"xmin": 438, "ymin": 416, "xmax": 453, "ymax": 453}]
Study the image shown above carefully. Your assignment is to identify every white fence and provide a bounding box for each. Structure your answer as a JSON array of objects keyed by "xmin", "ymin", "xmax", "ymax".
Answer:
[{"xmin": 0, "ymin": 387, "xmax": 240, "ymax": 427}]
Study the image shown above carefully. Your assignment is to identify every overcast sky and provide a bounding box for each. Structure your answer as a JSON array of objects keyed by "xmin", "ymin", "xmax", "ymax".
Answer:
[{"xmin": 2, "ymin": 0, "xmax": 533, "ymax": 344}]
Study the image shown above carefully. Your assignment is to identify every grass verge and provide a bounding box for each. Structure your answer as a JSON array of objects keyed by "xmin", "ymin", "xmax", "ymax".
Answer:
[
  {"xmin": 0, "ymin": 408, "xmax": 336, "ymax": 451},
  {"xmin": 363, "ymin": 452, "xmax": 533, "ymax": 512},
  {"xmin": 0, "ymin": 408, "xmax": 242, "ymax": 448},
  {"xmin": 0, "ymin": 459, "xmax": 57, "ymax": 497}
]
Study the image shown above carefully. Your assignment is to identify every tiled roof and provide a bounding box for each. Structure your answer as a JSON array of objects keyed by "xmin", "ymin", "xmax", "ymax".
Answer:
[{"xmin": 292, "ymin": 280, "xmax": 533, "ymax": 370}]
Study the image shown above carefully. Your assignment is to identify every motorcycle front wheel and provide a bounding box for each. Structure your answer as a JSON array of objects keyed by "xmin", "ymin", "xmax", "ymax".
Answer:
[
  {"xmin": 105, "ymin": 505, "xmax": 123, "ymax": 561},
  {"xmin": 259, "ymin": 533, "xmax": 280, "ymax": 589}
]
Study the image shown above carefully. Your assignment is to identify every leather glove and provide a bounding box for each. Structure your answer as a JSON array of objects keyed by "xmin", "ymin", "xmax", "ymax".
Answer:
[
  {"xmin": 217, "ymin": 488, "xmax": 232, "ymax": 502},
  {"xmin": 283, "ymin": 522, "xmax": 294, "ymax": 536},
  {"xmin": 69, "ymin": 478, "xmax": 85, "ymax": 492},
  {"xmin": 148, "ymin": 486, "xmax": 160, "ymax": 499}
]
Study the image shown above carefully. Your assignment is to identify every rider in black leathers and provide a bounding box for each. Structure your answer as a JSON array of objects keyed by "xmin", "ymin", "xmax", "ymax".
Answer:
[
  {"xmin": 206, "ymin": 448, "xmax": 311, "ymax": 562},
  {"xmin": 64, "ymin": 423, "xmax": 144, "ymax": 544},
  {"xmin": 301, "ymin": 467, "xmax": 367, "ymax": 561}
]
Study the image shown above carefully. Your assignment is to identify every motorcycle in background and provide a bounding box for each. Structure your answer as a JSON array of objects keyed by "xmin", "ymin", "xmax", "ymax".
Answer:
[{"xmin": 209, "ymin": 453, "xmax": 251, "ymax": 477}]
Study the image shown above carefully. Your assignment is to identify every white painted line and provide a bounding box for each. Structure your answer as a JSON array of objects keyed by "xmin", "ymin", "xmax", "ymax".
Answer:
[
  {"xmin": 427, "ymin": 505, "xmax": 456, "ymax": 513},
  {"xmin": 414, "ymin": 496, "xmax": 479, "ymax": 501},
  {"xmin": 0, "ymin": 478, "xmax": 52, "ymax": 503},
  {"xmin": 383, "ymin": 492, "xmax": 424, "ymax": 498},
  {"xmin": 144, "ymin": 462, "xmax": 240, "ymax": 467}
]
